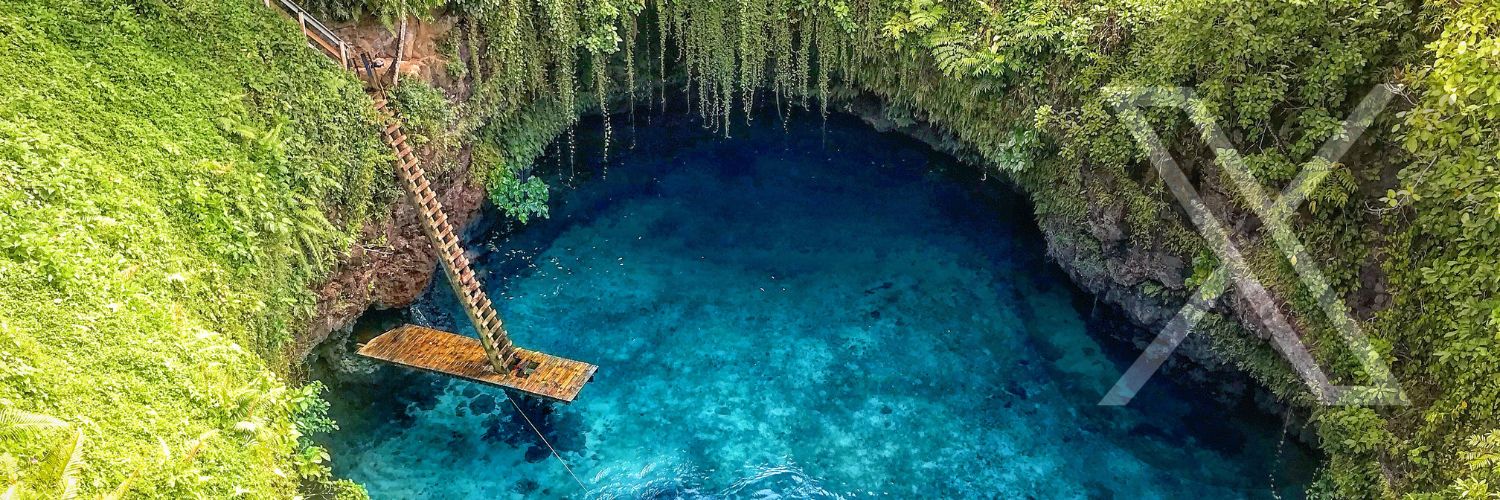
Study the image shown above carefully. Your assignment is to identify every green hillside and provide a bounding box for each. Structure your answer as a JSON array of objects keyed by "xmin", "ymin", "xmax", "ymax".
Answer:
[{"xmin": 0, "ymin": 1, "xmax": 384, "ymax": 497}]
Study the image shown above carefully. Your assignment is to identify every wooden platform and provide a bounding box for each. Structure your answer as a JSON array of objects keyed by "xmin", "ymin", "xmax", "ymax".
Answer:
[{"xmin": 358, "ymin": 325, "xmax": 597, "ymax": 403}]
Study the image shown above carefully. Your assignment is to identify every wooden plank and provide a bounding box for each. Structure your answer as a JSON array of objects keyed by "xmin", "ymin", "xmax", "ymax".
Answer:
[{"xmin": 359, "ymin": 325, "xmax": 597, "ymax": 403}]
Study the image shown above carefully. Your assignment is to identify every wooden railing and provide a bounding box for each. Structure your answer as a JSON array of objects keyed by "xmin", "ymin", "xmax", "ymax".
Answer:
[{"xmin": 263, "ymin": 0, "xmax": 351, "ymax": 68}]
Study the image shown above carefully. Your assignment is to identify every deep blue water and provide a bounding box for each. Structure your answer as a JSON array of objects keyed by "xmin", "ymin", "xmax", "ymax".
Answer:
[{"xmin": 319, "ymin": 112, "xmax": 1316, "ymax": 498}]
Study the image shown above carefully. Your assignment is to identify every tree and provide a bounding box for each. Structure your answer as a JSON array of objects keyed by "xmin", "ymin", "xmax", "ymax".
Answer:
[{"xmin": 368, "ymin": 0, "xmax": 445, "ymax": 86}]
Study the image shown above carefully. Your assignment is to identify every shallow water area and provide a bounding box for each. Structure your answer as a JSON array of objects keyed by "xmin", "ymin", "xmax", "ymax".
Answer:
[{"xmin": 319, "ymin": 111, "xmax": 1316, "ymax": 498}]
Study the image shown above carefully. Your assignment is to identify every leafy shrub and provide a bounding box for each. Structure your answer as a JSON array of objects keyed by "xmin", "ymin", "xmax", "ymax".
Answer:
[
  {"xmin": 390, "ymin": 79, "xmax": 456, "ymax": 148},
  {"xmin": 0, "ymin": 0, "xmax": 385, "ymax": 496}
]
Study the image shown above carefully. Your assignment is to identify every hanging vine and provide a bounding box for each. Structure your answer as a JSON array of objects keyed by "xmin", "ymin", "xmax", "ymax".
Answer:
[{"xmin": 444, "ymin": 1, "xmax": 1494, "ymax": 497}]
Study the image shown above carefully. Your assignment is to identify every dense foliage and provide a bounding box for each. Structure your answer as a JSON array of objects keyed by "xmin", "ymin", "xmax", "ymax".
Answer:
[
  {"xmin": 0, "ymin": 0, "xmax": 386, "ymax": 497},
  {"xmin": 1, "ymin": 0, "xmax": 1496, "ymax": 497},
  {"xmin": 389, "ymin": 79, "xmax": 456, "ymax": 148},
  {"xmin": 432, "ymin": 0, "xmax": 1499, "ymax": 495},
  {"xmin": 302, "ymin": 0, "xmax": 446, "ymax": 25},
  {"xmin": 1383, "ymin": 2, "xmax": 1500, "ymax": 497}
]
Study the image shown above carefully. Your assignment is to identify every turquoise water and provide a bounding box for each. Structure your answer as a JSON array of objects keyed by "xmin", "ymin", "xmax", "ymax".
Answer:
[{"xmin": 319, "ymin": 112, "xmax": 1316, "ymax": 498}]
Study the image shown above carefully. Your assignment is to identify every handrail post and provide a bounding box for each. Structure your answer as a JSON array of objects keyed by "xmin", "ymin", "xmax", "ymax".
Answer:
[{"xmin": 261, "ymin": 0, "xmax": 355, "ymax": 69}]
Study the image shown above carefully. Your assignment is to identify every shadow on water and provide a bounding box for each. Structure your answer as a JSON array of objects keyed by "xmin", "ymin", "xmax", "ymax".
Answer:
[{"xmin": 314, "ymin": 108, "xmax": 1320, "ymax": 499}]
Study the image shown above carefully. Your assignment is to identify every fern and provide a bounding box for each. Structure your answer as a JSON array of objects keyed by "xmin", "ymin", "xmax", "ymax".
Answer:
[
  {"xmin": 0, "ymin": 410, "xmax": 65, "ymax": 440},
  {"xmin": 0, "ymin": 411, "xmax": 85, "ymax": 499},
  {"xmin": 36, "ymin": 430, "xmax": 83, "ymax": 500}
]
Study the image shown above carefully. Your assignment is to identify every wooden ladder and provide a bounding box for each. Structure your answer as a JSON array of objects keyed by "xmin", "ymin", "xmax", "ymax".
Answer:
[{"xmin": 372, "ymin": 94, "xmax": 520, "ymax": 373}]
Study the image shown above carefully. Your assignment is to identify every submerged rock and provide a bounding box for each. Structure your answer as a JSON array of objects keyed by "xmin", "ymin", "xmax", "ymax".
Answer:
[
  {"xmin": 469, "ymin": 393, "xmax": 497, "ymax": 415},
  {"xmin": 523, "ymin": 445, "xmax": 550, "ymax": 463}
]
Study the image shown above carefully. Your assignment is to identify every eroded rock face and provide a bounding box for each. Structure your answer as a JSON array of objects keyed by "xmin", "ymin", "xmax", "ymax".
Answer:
[
  {"xmin": 297, "ymin": 143, "xmax": 484, "ymax": 362},
  {"xmin": 336, "ymin": 17, "xmax": 465, "ymax": 92},
  {"xmin": 296, "ymin": 16, "xmax": 480, "ymax": 363},
  {"xmin": 837, "ymin": 92, "xmax": 1328, "ymax": 438}
]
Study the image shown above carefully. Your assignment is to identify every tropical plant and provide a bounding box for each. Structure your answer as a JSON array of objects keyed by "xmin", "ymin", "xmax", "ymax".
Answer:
[{"xmin": 0, "ymin": 410, "xmax": 81, "ymax": 499}]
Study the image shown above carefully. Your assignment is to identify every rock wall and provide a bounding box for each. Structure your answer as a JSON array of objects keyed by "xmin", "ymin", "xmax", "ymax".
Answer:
[
  {"xmin": 293, "ymin": 18, "xmax": 479, "ymax": 363},
  {"xmin": 295, "ymin": 146, "xmax": 485, "ymax": 362},
  {"xmin": 842, "ymin": 92, "xmax": 1319, "ymax": 442}
]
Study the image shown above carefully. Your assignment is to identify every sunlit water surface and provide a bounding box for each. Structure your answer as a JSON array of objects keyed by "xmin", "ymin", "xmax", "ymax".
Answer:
[{"xmin": 318, "ymin": 112, "xmax": 1316, "ymax": 498}]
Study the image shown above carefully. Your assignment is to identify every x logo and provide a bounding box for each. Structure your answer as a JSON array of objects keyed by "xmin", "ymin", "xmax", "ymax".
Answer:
[{"xmin": 1099, "ymin": 86, "xmax": 1407, "ymax": 406}]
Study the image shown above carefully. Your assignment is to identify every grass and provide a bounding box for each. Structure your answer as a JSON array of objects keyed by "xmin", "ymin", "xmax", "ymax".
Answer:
[{"xmin": 0, "ymin": 0, "xmax": 388, "ymax": 496}]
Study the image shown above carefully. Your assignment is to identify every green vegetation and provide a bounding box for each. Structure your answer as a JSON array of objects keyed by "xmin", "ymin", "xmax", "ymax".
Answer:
[
  {"xmin": 302, "ymin": 0, "xmax": 445, "ymax": 24},
  {"xmin": 0, "ymin": 0, "xmax": 386, "ymax": 497},
  {"xmin": 1, "ymin": 0, "xmax": 1497, "ymax": 497},
  {"xmin": 1383, "ymin": 2, "xmax": 1500, "ymax": 497},
  {"xmin": 439, "ymin": 0, "xmax": 1498, "ymax": 495},
  {"xmin": 389, "ymin": 79, "xmax": 456, "ymax": 148}
]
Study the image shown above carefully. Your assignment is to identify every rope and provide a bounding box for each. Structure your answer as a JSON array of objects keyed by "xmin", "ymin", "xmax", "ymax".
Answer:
[
  {"xmin": 502, "ymin": 392, "xmax": 591, "ymax": 495},
  {"xmin": 1268, "ymin": 409, "xmax": 1295, "ymax": 500}
]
